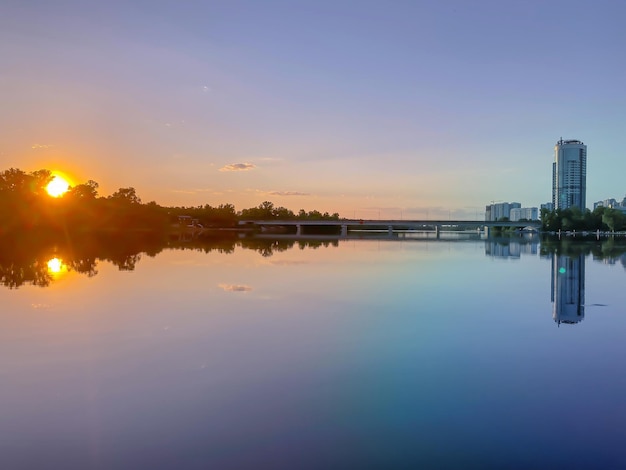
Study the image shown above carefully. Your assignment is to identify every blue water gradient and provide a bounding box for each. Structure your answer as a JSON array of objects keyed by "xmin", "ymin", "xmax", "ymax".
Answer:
[{"xmin": 1, "ymin": 238, "xmax": 625, "ymax": 469}]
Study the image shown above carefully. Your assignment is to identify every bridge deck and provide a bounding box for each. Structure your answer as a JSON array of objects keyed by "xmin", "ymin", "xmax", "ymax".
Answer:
[{"xmin": 239, "ymin": 219, "xmax": 541, "ymax": 228}]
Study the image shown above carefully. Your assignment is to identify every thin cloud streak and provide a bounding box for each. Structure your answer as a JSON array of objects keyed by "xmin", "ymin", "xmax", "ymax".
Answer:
[
  {"xmin": 267, "ymin": 260, "xmax": 309, "ymax": 266},
  {"xmin": 170, "ymin": 188, "xmax": 223, "ymax": 195},
  {"xmin": 219, "ymin": 283, "xmax": 252, "ymax": 292},
  {"xmin": 220, "ymin": 163, "xmax": 255, "ymax": 172},
  {"xmin": 268, "ymin": 191, "xmax": 310, "ymax": 196}
]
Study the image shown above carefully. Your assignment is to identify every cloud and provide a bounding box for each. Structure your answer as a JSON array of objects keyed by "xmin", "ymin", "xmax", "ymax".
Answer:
[
  {"xmin": 170, "ymin": 189, "xmax": 198, "ymax": 195},
  {"xmin": 219, "ymin": 283, "xmax": 252, "ymax": 292},
  {"xmin": 220, "ymin": 163, "xmax": 256, "ymax": 172},
  {"xmin": 268, "ymin": 191, "xmax": 310, "ymax": 196},
  {"xmin": 170, "ymin": 187, "xmax": 220, "ymax": 194},
  {"xmin": 267, "ymin": 260, "xmax": 309, "ymax": 266},
  {"xmin": 31, "ymin": 144, "xmax": 52, "ymax": 150}
]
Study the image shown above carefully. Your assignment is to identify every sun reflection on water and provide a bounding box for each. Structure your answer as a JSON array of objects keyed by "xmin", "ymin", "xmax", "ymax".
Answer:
[{"xmin": 47, "ymin": 257, "xmax": 68, "ymax": 277}]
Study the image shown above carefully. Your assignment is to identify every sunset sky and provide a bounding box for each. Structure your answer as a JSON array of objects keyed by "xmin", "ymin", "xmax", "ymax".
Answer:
[{"xmin": 2, "ymin": 0, "xmax": 625, "ymax": 218}]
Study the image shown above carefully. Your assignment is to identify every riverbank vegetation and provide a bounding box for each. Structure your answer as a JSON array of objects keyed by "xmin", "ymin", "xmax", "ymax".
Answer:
[
  {"xmin": 0, "ymin": 168, "xmax": 339, "ymax": 235},
  {"xmin": 541, "ymin": 206, "xmax": 626, "ymax": 233}
]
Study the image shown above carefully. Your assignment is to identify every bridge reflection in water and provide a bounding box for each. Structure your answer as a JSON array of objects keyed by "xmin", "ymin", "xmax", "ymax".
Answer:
[{"xmin": 239, "ymin": 219, "xmax": 541, "ymax": 238}]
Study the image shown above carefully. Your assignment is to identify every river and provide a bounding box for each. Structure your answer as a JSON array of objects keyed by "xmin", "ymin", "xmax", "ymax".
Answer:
[{"xmin": 1, "ymin": 234, "xmax": 625, "ymax": 469}]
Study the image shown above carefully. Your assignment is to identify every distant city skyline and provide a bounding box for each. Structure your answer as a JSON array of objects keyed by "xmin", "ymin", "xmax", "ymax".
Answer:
[{"xmin": 2, "ymin": 1, "xmax": 626, "ymax": 218}]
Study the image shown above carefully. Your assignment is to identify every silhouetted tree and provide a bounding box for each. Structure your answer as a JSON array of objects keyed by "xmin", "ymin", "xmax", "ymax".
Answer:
[
  {"xmin": 109, "ymin": 187, "xmax": 141, "ymax": 204},
  {"xmin": 68, "ymin": 180, "xmax": 99, "ymax": 199}
]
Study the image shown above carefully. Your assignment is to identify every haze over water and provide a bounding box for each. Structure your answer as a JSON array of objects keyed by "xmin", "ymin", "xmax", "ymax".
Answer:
[{"xmin": 2, "ymin": 236, "xmax": 626, "ymax": 468}]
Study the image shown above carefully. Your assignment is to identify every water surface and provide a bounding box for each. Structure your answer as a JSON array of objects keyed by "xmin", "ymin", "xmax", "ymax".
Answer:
[{"xmin": 2, "ymin": 236, "xmax": 626, "ymax": 469}]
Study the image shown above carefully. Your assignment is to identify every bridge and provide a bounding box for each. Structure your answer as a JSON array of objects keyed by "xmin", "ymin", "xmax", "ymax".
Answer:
[{"xmin": 238, "ymin": 219, "xmax": 542, "ymax": 237}]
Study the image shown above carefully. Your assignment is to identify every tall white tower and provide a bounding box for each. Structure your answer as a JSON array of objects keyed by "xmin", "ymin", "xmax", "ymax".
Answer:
[{"xmin": 552, "ymin": 138, "xmax": 587, "ymax": 210}]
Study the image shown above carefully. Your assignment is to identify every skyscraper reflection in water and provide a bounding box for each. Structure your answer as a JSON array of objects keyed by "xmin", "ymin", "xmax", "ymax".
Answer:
[{"xmin": 551, "ymin": 253, "xmax": 585, "ymax": 325}]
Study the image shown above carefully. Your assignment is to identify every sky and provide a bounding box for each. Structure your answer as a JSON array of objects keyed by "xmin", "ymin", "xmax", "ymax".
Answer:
[{"xmin": 1, "ymin": 0, "xmax": 625, "ymax": 219}]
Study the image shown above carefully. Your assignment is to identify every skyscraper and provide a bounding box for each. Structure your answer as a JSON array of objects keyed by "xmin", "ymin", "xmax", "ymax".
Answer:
[{"xmin": 552, "ymin": 138, "xmax": 587, "ymax": 210}]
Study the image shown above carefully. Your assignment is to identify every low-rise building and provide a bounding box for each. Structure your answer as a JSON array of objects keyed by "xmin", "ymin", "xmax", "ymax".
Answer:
[
  {"xmin": 484, "ymin": 202, "xmax": 521, "ymax": 221},
  {"xmin": 510, "ymin": 207, "xmax": 539, "ymax": 222},
  {"xmin": 593, "ymin": 195, "xmax": 626, "ymax": 213}
]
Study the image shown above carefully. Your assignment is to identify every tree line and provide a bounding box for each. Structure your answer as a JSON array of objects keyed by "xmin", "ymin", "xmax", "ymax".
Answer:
[
  {"xmin": 0, "ymin": 168, "xmax": 339, "ymax": 234},
  {"xmin": 541, "ymin": 206, "xmax": 626, "ymax": 232}
]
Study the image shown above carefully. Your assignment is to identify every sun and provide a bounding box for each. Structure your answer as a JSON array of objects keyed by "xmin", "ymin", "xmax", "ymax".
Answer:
[
  {"xmin": 47, "ymin": 257, "xmax": 68, "ymax": 279},
  {"xmin": 46, "ymin": 175, "xmax": 70, "ymax": 197},
  {"xmin": 47, "ymin": 257, "xmax": 64, "ymax": 273}
]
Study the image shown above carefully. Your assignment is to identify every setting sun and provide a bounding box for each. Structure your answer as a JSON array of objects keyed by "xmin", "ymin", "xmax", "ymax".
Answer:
[
  {"xmin": 46, "ymin": 257, "xmax": 68, "ymax": 279},
  {"xmin": 47, "ymin": 257, "xmax": 64, "ymax": 273},
  {"xmin": 46, "ymin": 175, "xmax": 70, "ymax": 197}
]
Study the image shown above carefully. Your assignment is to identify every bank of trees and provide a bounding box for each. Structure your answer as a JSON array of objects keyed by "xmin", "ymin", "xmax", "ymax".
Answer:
[
  {"xmin": 239, "ymin": 201, "xmax": 339, "ymax": 221},
  {"xmin": 0, "ymin": 168, "xmax": 341, "ymax": 234},
  {"xmin": 541, "ymin": 206, "xmax": 626, "ymax": 232},
  {"xmin": 0, "ymin": 168, "xmax": 169, "ymax": 233}
]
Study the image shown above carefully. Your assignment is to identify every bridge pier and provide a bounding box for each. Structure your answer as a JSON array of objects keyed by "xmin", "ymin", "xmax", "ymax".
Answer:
[
  {"xmin": 296, "ymin": 224, "xmax": 302, "ymax": 236},
  {"xmin": 388, "ymin": 225, "xmax": 393, "ymax": 236},
  {"xmin": 341, "ymin": 224, "xmax": 348, "ymax": 237},
  {"xmin": 484, "ymin": 226, "xmax": 490, "ymax": 237},
  {"xmin": 435, "ymin": 225, "xmax": 440, "ymax": 238}
]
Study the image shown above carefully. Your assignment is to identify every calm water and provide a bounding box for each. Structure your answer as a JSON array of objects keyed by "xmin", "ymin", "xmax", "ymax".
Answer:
[{"xmin": 2, "ymin": 235, "xmax": 626, "ymax": 469}]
